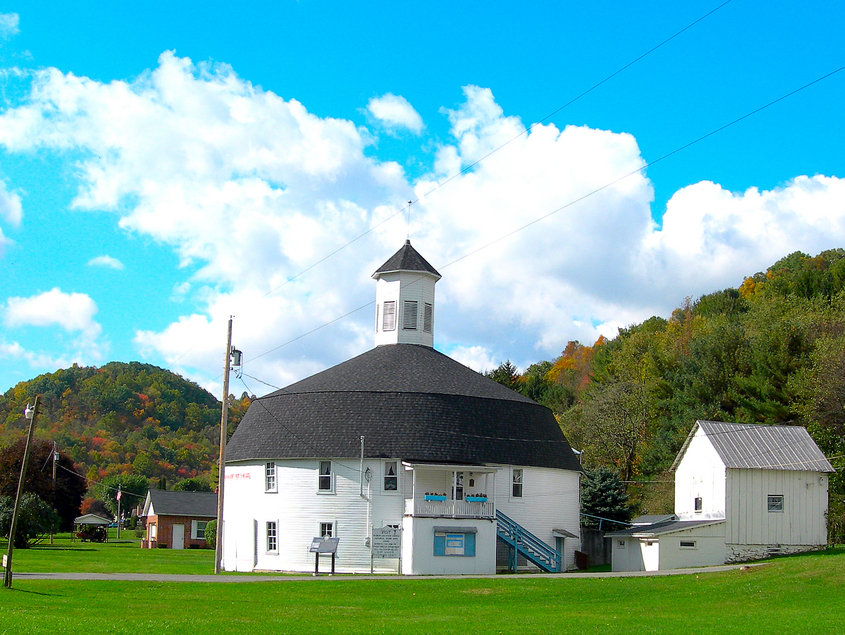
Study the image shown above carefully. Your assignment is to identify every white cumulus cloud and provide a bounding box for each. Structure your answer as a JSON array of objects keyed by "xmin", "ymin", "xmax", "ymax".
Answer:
[
  {"xmin": 4, "ymin": 288, "xmax": 102, "ymax": 338},
  {"xmin": 88, "ymin": 254, "xmax": 124, "ymax": 270},
  {"xmin": 367, "ymin": 93, "xmax": 423, "ymax": 135},
  {"xmin": 0, "ymin": 13, "xmax": 19, "ymax": 39},
  {"xmin": 3, "ymin": 60, "xmax": 845, "ymax": 393},
  {"xmin": 0, "ymin": 179, "xmax": 23, "ymax": 254}
]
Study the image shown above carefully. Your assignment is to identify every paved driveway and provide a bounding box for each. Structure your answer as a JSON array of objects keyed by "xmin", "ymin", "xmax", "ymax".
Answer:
[{"xmin": 15, "ymin": 563, "xmax": 763, "ymax": 583}]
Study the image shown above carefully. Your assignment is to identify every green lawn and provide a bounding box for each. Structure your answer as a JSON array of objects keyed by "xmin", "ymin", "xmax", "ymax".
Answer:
[
  {"xmin": 0, "ymin": 544, "xmax": 843, "ymax": 632},
  {"xmin": 1, "ymin": 533, "xmax": 215, "ymax": 575}
]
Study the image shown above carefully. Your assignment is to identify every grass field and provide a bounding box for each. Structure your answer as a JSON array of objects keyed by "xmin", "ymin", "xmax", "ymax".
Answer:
[
  {"xmin": 1, "ymin": 540, "xmax": 843, "ymax": 633},
  {"xmin": 3, "ymin": 533, "xmax": 215, "ymax": 575}
]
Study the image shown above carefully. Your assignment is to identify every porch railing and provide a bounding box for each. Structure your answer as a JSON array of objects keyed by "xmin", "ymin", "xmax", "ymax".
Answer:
[{"xmin": 406, "ymin": 498, "xmax": 495, "ymax": 519}]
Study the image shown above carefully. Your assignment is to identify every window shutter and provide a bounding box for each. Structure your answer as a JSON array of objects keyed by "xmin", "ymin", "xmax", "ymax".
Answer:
[
  {"xmin": 403, "ymin": 300, "xmax": 418, "ymax": 330},
  {"xmin": 433, "ymin": 533, "xmax": 446, "ymax": 556},
  {"xmin": 423, "ymin": 303, "xmax": 433, "ymax": 333}
]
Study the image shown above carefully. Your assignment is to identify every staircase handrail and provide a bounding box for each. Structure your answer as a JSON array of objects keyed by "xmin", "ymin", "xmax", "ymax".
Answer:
[{"xmin": 496, "ymin": 510, "xmax": 561, "ymax": 572}]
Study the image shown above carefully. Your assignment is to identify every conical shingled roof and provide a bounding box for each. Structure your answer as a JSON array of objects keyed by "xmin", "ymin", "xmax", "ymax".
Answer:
[
  {"xmin": 226, "ymin": 344, "xmax": 581, "ymax": 471},
  {"xmin": 373, "ymin": 240, "xmax": 441, "ymax": 279}
]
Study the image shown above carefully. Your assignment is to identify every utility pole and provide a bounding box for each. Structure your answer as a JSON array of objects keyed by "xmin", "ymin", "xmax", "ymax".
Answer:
[
  {"xmin": 116, "ymin": 485, "xmax": 121, "ymax": 540},
  {"xmin": 50, "ymin": 442, "xmax": 57, "ymax": 545},
  {"xmin": 214, "ymin": 316, "xmax": 233, "ymax": 574},
  {"xmin": 4, "ymin": 396, "xmax": 39, "ymax": 589}
]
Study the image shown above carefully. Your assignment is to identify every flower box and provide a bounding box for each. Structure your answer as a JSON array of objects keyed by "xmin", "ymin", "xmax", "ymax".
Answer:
[
  {"xmin": 465, "ymin": 496, "xmax": 488, "ymax": 502},
  {"xmin": 424, "ymin": 495, "xmax": 447, "ymax": 501}
]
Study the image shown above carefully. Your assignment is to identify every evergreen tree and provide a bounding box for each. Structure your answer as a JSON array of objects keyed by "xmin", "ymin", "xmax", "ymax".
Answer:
[{"xmin": 580, "ymin": 466, "xmax": 631, "ymax": 529}]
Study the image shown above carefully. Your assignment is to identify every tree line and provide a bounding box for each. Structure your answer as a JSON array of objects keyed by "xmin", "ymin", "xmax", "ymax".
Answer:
[{"xmin": 487, "ymin": 248, "xmax": 845, "ymax": 540}]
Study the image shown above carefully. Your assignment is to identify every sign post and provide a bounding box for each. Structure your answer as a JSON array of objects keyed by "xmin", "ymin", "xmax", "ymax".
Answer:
[
  {"xmin": 309, "ymin": 537, "xmax": 340, "ymax": 575},
  {"xmin": 371, "ymin": 525, "xmax": 401, "ymax": 574}
]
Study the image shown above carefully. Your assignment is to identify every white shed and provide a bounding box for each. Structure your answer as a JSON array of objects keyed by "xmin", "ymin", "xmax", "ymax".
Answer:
[{"xmin": 609, "ymin": 420, "xmax": 834, "ymax": 570}]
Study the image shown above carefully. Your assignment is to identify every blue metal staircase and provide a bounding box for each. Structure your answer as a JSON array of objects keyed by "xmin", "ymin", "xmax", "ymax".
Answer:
[{"xmin": 496, "ymin": 510, "xmax": 561, "ymax": 573}]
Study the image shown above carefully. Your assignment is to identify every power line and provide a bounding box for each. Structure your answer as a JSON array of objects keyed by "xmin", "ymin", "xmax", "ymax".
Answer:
[
  {"xmin": 241, "ymin": 65, "xmax": 845, "ymax": 369},
  {"xmin": 413, "ymin": 0, "xmax": 735, "ymax": 204},
  {"xmin": 242, "ymin": 1, "xmax": 736, "ymax": 302}
]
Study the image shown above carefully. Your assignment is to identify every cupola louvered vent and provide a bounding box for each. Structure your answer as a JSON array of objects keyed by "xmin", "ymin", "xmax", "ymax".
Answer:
[{"xmin": 403, "ymin": 300, "xmax": 418, "ymax": 330}]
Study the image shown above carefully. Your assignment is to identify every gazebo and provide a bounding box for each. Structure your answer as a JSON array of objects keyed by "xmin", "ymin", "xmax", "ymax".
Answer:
[{"xmin": 73, "ymin": 513, "xmax": 111, "ymax": 542}]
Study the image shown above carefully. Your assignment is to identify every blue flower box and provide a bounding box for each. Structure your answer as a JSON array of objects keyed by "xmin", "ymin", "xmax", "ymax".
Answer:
[
  {"xmin": 465, "ymin": 496, "xmax": 488, "ymax": 502},
  {"xmin": 425, "ymin": 495, "xmax": 447, "ymax": 501}
]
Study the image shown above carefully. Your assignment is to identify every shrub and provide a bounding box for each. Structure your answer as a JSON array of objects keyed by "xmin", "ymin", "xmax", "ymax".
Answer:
[
  {"xmin": 205, "ymin": 519, "xmax": 217, "ymax": 549},
  {"xmin": 0, "ymin": 493, "xmax": 61, "ymax": 548}
]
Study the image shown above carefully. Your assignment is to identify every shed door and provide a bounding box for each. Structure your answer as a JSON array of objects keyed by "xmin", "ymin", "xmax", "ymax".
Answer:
[
  {"xmin": 640, "ymin": 539, "xmax": 659, "ymax": 571},
  {"xmin": 172, "ymin": 524, "xmax": 185, "ymax": 550}
]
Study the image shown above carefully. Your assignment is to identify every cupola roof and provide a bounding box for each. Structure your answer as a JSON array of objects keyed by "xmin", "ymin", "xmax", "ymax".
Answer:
[{"xmin": 373, "ymin": 239, "xmax": 441, "ymax": 280}]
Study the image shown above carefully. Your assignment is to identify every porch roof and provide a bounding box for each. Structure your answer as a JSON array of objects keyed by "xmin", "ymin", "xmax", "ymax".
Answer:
[{"xmin": 402, "ymin": 462, "xmax": 500, "ymax": 473}]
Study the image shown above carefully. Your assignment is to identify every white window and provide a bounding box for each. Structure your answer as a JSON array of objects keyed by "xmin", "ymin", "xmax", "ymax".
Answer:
[
  {"xmin": 679, "ymin": 540, "xmax": 697, "ymax": 549},
  {"xmin": 403, "ymin": 300, "xmax": 418, "ymax": 330},
  {"xmin": 320, "ymin": 522, "xmax": 334, "ymax": 538},
  {"xmin": 266, "ymin": 521, "xmax": 278, "ymax": 553},
  {"xmin": 617, "ymin": 539, "xmax": 626, "ymax": 549},
  {"xmin": 767, "ymin": 494, "xmax": 784, "ymax": 512},
  {"xmin": 265, "ymin": 461, "xmax": 277, "ymax": 492},
  {"xmin": 694, "ymin": 496, "xmax": 702, "ymax": 513},
  {"xmin": 149, "ymin": 524, "xmax": 157, "ymax": 540},
  {"xmin": 512, "ymin": 468, "xmax": 523, "ymax": 498},
  {"xmin": 384, "ymin": 461, "xmax": 398, "ymax": 491},
  {"xmin": 318, "ymin": 460, "xmax": 333, "ymax": 492},
  {"xmin": 423, "ymin": 303, "xmax": 433, "ymax": 333},
  {"xmin": 191, "ymin": 520, "xmax": 208, "ymax": 540},
  {"xmin": 382, "ymin": 301, "xmax": 396, "ymax": 331}
]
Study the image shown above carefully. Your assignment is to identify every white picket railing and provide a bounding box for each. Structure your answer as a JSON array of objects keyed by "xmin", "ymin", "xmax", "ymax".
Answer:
[{"xmin": 406, "ymin": 498, "xmax": 495, "ymax": 519}]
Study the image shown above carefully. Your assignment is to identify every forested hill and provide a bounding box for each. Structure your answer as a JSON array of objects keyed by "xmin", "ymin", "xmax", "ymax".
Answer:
[
  {"xmin": 0, "ymin": 361, "xmax": 250, "ymax": 483},
  {"xmin": 490, "ymin": 248, "xmax": 845, "ymax": 524}
]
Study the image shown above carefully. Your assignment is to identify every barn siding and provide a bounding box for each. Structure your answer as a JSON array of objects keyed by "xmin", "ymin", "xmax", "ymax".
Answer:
[
  {"xmin": 726, "ymin": 468, "xmax": 828, "ymax": 547},
  {"xmin": 675, "ymin": 427, "xmax": 726, "ymax": 520},
  {"xmin": 223, "ymin": 459, "xmax": 580, "ymax": 573}
]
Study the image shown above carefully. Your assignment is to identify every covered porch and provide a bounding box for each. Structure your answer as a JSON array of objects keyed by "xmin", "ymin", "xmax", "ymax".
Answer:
[{"xmin": 403, "ymin": 462, "xmax": 499, "ymax": 519}]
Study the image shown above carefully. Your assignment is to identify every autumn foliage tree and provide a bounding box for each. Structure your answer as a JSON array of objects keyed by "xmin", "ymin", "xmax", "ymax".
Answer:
[
  {"xmin": 490, "ymin": 249, "xmax": 845, "ymax": 524},
  {"xmin": 0, "ymin": 438, "xmax": 86, "ymax": 531}
]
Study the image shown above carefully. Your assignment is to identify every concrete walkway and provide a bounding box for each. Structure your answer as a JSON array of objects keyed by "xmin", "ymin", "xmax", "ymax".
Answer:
[{"xmin": 15, "ymin": 562, "xmax": 764, "ymax": 583}]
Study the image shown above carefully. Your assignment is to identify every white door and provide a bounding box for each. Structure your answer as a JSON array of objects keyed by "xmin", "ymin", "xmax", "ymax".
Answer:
[
  {"xmin": 172, "ymin": 524, "xmax": 185, "ymax": 550},
  {"xmin": 640, "ymin": 539, "xmax": 659, "ymax": 571}
]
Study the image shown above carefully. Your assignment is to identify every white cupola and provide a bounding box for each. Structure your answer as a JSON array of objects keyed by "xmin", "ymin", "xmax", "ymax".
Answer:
[{"xmin": 372, "ymin": 240, "xmax": 441, "ymax": 347}]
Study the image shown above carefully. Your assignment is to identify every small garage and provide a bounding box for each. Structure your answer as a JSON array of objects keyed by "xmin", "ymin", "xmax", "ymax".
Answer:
[{"xmin": 607, "ymin": 518, "xmax": 726, "ymax": 572}]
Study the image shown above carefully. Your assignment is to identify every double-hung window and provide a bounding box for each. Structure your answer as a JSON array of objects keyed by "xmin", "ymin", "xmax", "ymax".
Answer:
[
  {"xmin": 191, "ymin": 520, "xmax": 208, "ymax": 540},
  {"xmin": 694, "ymin": 496, "xmax": 702, "ymax": 513},
  {"xmin": 320, "ymin": 522, "xmax": 334, "ymax": 538},
  {"xmin": 384, "ymin": 461, "xmax": 398, "ymax": 491},
  {"xmin": 318, "ymin": 460, "xmax": 333, "ymax": 492},
  {"xmin": 382, "ymin": 301, "xmax": 396, "ymax": 331},
  {"xmin": 266, "ymin": 521, "xmax": 278, "ymax": 553},
  {"xmin": 512, "ymin": 468, "xmax": 523, "ymax": 498},
  {"xmin": 265, "ymin": 461, "xmax": 277, "ymax": 492}
]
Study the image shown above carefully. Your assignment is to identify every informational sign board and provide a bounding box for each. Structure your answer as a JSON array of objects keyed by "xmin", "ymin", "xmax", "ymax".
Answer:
[
  {"xmin": 309, "ymin": 537, "xmax": 340, "ymax": 554},
  {"xmin": 371, "ymin": 526, "xmax": 401, "ymax": 559}
]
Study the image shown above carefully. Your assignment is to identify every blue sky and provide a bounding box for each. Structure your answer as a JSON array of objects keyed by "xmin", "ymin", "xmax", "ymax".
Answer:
[{"xmin": 1, "ymin": 1, "xmax": 844, "ymax": 397}]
